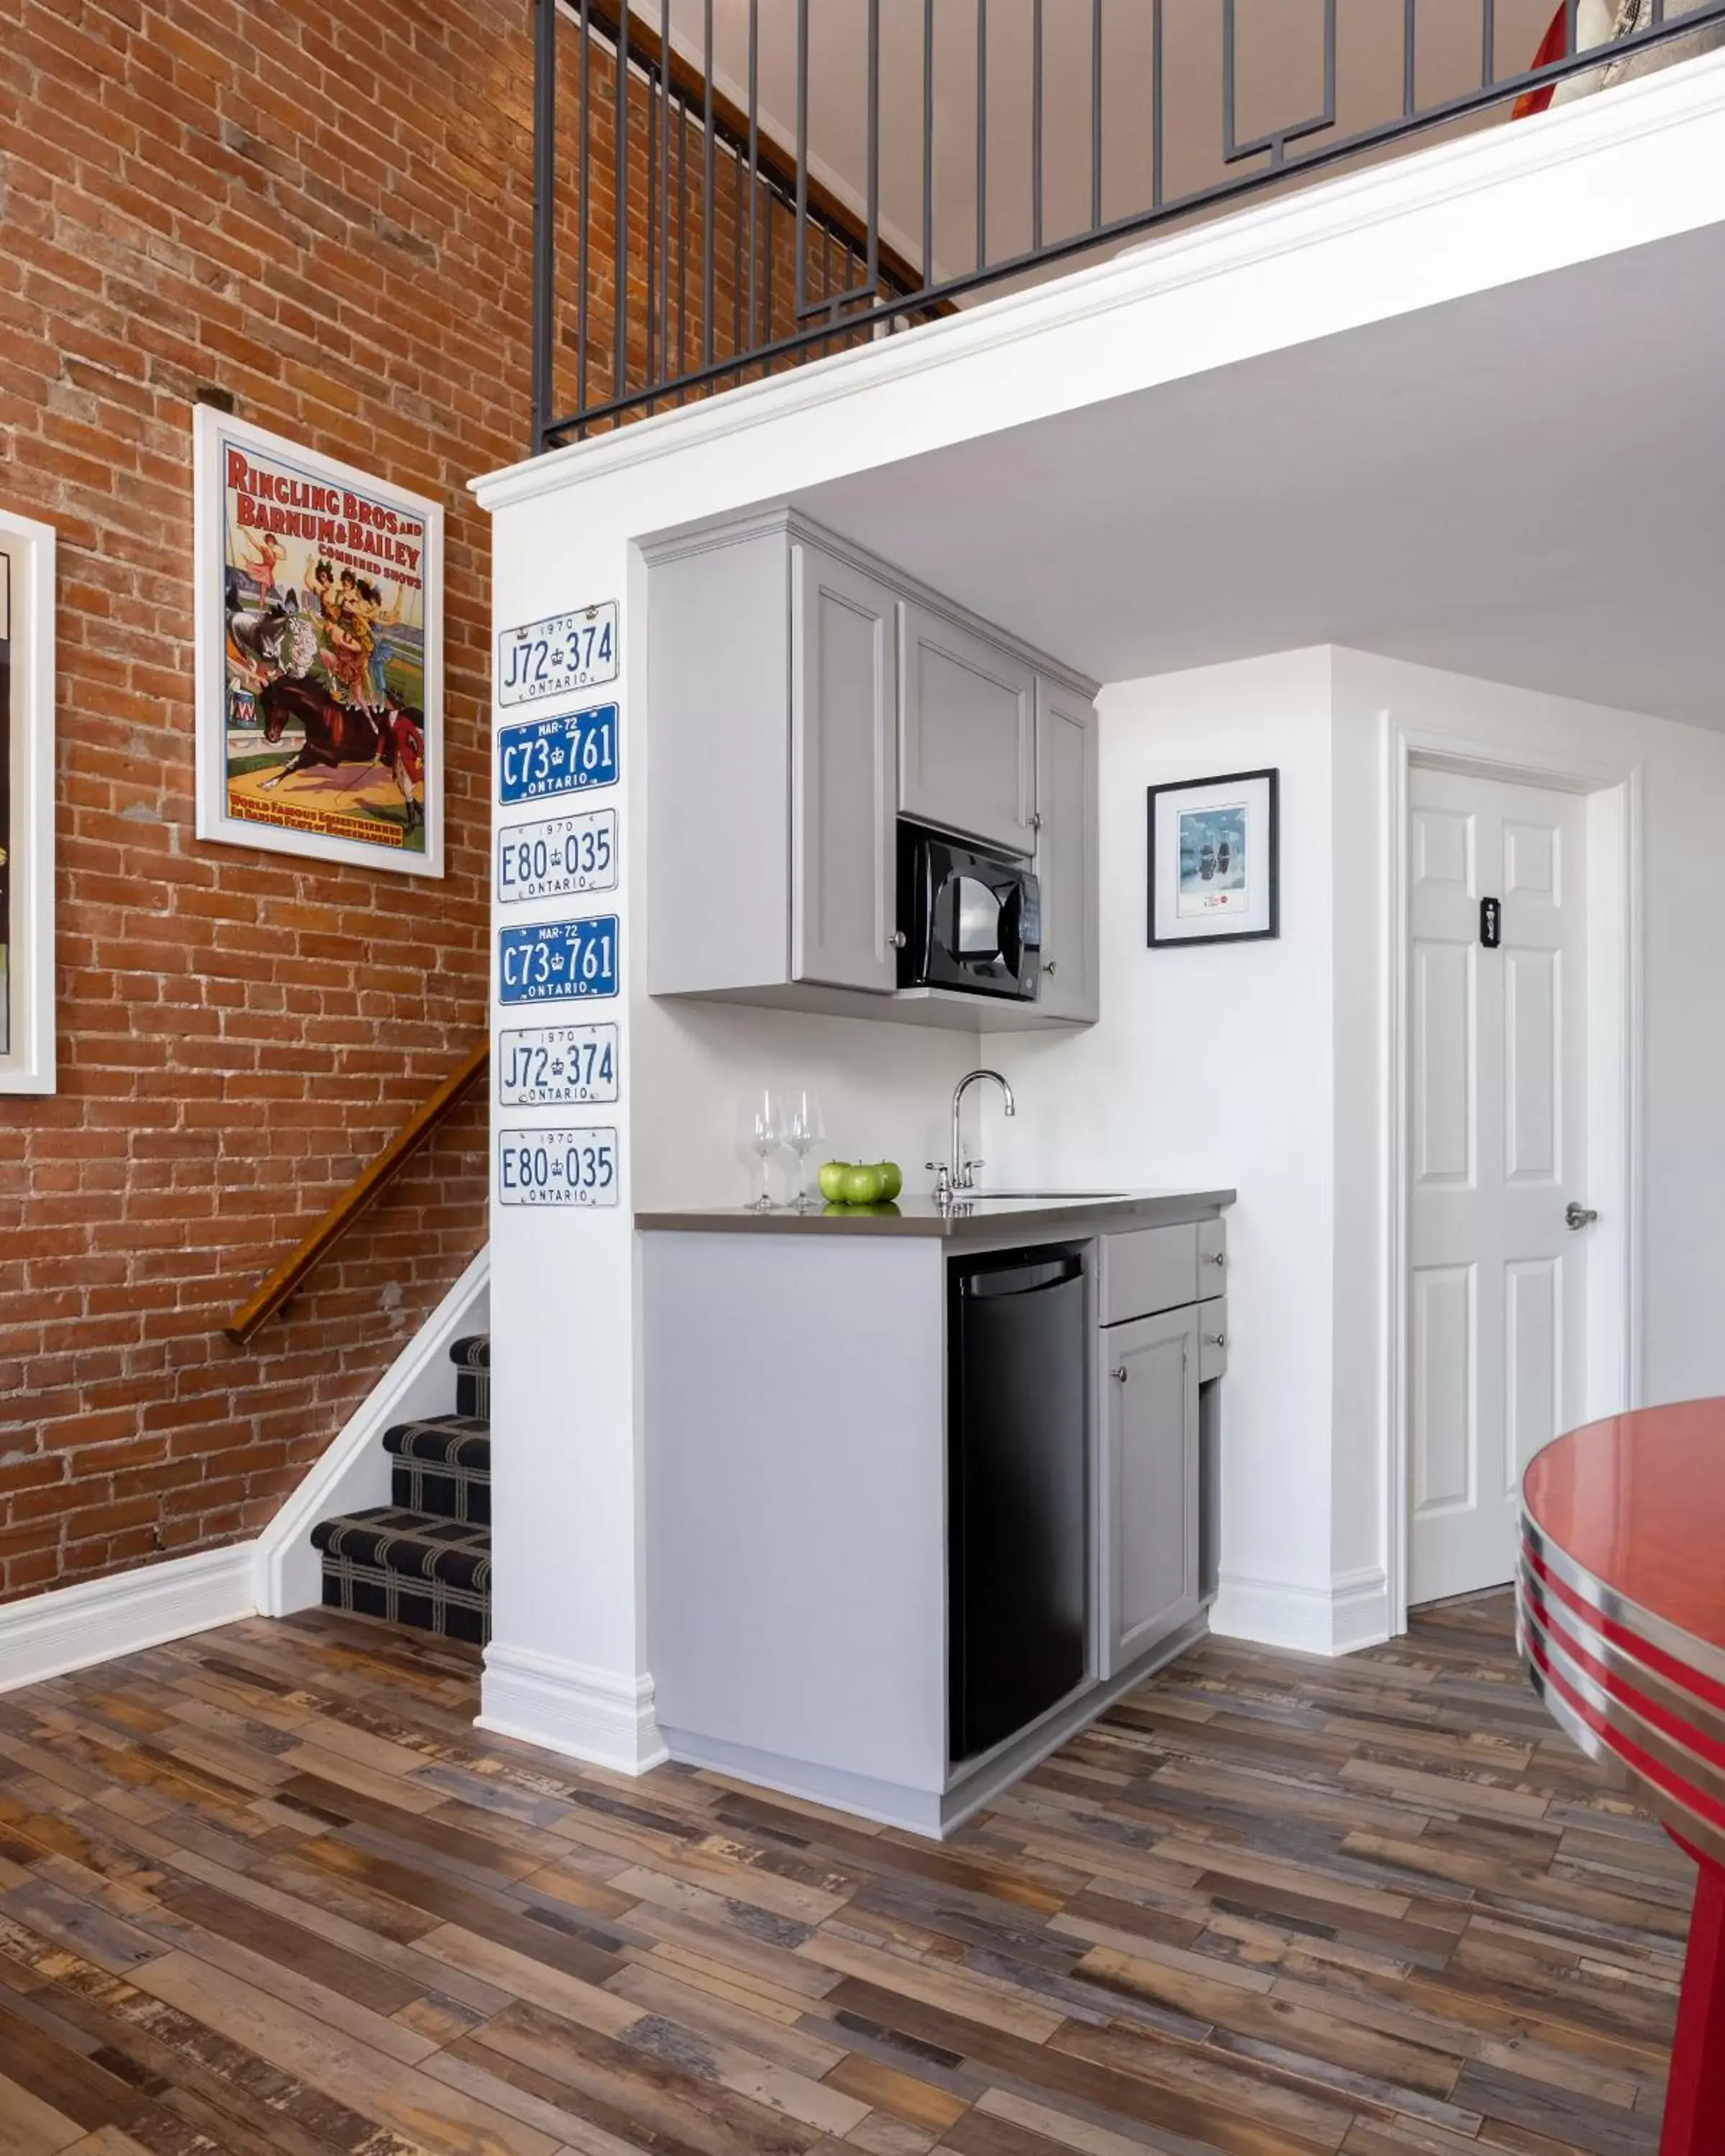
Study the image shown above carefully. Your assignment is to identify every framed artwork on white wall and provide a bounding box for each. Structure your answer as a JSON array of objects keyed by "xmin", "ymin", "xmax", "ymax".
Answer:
[
  {"xmin": 0, "ymin": 507, "xmax": 57, "ymax": 1095},
  {"xmin": 192, "ymin": 407, "xmax": 444, "ymax": 877},
  {"xmin": 1146, "ymin": 767, "xmax": 1279, "ymax": 948}
]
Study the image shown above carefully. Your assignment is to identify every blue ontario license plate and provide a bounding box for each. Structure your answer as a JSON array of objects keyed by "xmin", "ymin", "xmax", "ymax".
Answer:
[
  {"xmin": 497, "ymin": 915, "xmax": 619, "ymax": 1004},
  {"xmin": 497, "ymin": 704, "xmax": 619, "ymax": 805},
  {"xmin": 497, "ymin": 1126, "xmax": 620, "ymax": 1207},
  {"xmin": 497, "ymin": 806, "xmax": 617, "ymax": 904},
  {"xmin": 497, "ymin": 603, "xmax": 618, "ymax": 708},
  {"xmin": 497, "ymin": 1023, "xmax": 619, "ymax": 1107}
]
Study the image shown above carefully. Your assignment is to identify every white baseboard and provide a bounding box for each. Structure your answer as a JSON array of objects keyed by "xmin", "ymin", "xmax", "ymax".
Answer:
[
  {"xmin": 0, "ymin": 1541, "xmax": 258, "ymax": 1696},
  {"xmin": 1210, "ymin": 1565, "xmax": 1391, "ymax": 1658},
  {"xmin": 479, "ymin": 1641, "xmax": 668, "ymax": 1776},
  {"xmin": 253, "ymin": 1248, "xmax": 490, "ymax": 1617}
]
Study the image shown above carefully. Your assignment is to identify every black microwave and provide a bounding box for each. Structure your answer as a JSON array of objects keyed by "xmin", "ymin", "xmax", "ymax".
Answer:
[{"xmin": 897, "ymin": 824, "xmax": 1041, "ymax": 1001}]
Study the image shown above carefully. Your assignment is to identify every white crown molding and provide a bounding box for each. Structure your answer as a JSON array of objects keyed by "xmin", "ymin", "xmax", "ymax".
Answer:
[
  {"xmin": 1210, "ymin": 1565, "xmax": 1390, "ymax": 1659},
  {"xmin": 0, "ymin": 1542, "xmax": 257, "ymax": 1696},
  {"xmin": 254, "ymin": 1247, "xmax": 491, "ymax": 1618},
  {"xmin": 472, "ymin": 48, "xmax": 1725, "ymax": 511},
  {"xmin": 479, "ymin": 1640, "xmax": 668, "ymax": 1777}
]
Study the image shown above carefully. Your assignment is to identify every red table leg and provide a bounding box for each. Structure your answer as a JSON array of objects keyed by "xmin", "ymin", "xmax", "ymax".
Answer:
[{"xmin": 1663, "ymin": 1835, "xmax": 1725, "ymax": 2155}]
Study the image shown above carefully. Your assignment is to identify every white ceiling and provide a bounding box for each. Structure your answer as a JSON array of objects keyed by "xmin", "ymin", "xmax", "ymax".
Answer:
[
  {"xmin": 647, "ymin": 0, "xmax": 1560, "ymax": 281},
  {"xmin": 788, "ymin": 218, "xmax": 1725, "ymax": 729}
]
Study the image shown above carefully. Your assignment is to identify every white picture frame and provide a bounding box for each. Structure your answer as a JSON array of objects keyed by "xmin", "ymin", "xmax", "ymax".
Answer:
[
  {"xmin": 193, "ymin": 407, "xmax": 444, "ymax": 877},
  {"xmin": 0, "ymin": 507, "xmax": 57, "ymax": 1095}
]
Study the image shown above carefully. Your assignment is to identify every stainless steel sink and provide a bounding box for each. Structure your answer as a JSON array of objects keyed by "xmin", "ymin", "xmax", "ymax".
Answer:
[{"xmin": 956, "ymin": 1190, "xmax": 1128, "ymax": 1202}]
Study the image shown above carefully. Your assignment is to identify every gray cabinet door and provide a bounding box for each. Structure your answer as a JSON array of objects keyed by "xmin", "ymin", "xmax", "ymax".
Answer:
[
  {"xmin": 1034, "ymin": 681, "xmax": 1100, "ymax": 1022},
  {"xmin": 791, "ymin": 544, "xmax": 899, "ymax": 992},
  {"xmin": 898, "ymin": 602, "xmax": 1036, "ymax": 856},
  {"xmin": 1102, "ymin": 1304, "xmax": 1200, "ymax": 1674}
]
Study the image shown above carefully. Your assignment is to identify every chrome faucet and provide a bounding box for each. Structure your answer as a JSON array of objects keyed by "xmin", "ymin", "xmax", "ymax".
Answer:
[{"xmin": 931, "ymin": 1069, "xmax": 1016, "ymax": 1196}]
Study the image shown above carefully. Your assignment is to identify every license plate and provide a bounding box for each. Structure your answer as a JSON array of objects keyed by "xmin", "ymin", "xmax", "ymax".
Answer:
[
  {"xmin": 497, "ymin": 1023, "xmax": 619, "ymax": 1107},
  {"xmin": 497, "ymin": 603, "xmax": 618, "ymax": 707},
  {"xmin": 497, "ymin": 807, "xmax": 618, "ymax": 903},
  {"xmin": 498, "ymin": 1126, "xmax": 620, "ymax": 1207},
  {"xmin": 497, "ymin": 915, "xmax": 619, "ymax": 1004},
  {"xmin": 497, "ymin": 704, "xmax": 619, "ymax": 804}
]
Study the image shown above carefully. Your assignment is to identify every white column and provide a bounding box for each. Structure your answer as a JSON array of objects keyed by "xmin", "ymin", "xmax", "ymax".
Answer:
[{"xmin": 477, "ymin": 509, "xmax": 663, "ymax": 1774}]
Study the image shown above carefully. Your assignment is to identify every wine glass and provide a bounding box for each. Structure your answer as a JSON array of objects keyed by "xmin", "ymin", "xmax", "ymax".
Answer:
[
  {"xmin": 785, "ymin": 1088, "xmax": 826, "ymax": 1211},
  {"xmin": 745, "ymin": 1089, "xmax": 783, "ymax": 1211}
]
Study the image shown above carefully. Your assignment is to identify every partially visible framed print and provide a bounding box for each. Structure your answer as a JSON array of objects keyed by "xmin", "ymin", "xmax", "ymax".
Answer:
[
  {"xmin": 1147, "ymin": 768, "xmax": 1279, "ymax": 948},
  {"xmin": 193, "ymin": 407, "xmax": 443, "ymax": 876},
  {"xmin": 0, "ymin": 507, "xmax": 56, "ymax": 1095}
]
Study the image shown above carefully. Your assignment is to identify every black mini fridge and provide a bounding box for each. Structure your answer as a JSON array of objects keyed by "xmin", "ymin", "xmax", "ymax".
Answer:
[{"xmin": 947, "ymin": 1245, "xmax": 1088, "ymax": 1764}]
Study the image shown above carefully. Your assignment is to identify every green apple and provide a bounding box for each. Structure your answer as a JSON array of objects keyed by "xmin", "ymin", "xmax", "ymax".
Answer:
[
  {"xmin": 839, "ymin": 1163, "xmax": 886, "ymax": 1205},
  {"xmin": 872, "ymin": 1160, "xmax": 903, "ymax": 1202},
  {"xmin": 817, "ymin": 1160, "xmax": 851, "ymax": 1203}
]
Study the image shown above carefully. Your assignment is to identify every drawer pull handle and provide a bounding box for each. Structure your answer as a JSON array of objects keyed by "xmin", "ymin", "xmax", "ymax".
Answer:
[
  {"xmin": 1208, "ymin": 1332, "xmax": 1226, "ymax": 1350},
  {"xmin": 1208, "ymin": 1249, "xmax": 1226, "ymax": 1267},
  {"xmin": 1113, "ymin": 1366, "xmax": 1128, "ymax": 1383}
]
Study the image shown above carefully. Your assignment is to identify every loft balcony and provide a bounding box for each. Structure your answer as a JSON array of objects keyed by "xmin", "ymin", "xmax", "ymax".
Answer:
[{"xmin": 528, "ymin": 0, "xmax": 1725, "ymax": 449}]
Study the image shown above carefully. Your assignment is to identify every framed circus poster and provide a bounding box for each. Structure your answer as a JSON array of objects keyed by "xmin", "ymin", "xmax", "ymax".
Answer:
[
  {"xmin": 193, "ymin": 408, "xmax": 444, "ymax": 876},
  {"xmin": 0, "ymin": 507, "xmax": 56, "ymax": 1095}
]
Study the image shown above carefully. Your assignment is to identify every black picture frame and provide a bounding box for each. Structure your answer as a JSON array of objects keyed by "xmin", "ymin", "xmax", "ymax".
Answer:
[{"xmin": 1146, "ymin": 767, "xmax": 1280, "ymax": 948}]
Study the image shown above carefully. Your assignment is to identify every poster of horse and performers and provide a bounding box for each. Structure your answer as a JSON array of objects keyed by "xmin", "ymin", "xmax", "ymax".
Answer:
[{"xmin": 193, "ymin": 409, "xmax": 443, "ymax": 877}]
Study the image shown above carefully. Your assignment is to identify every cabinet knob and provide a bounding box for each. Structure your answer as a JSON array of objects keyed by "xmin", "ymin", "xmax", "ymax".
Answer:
[
  {"xmin": 1208, "ymin": 1332, "xmax": 1226, "ymax": 1350},
  {"xmin": 1043, "ymin": 959, "xmax": 1057, "ymax": 976},
  {"xmin": 1113, "ymin": 1366, "xmax": 1128, "ymax": 1383},
  {"xmin": 888, "ymin": 930, "xmax": 907, "ymax": 950},
  {"xmin": 1208, "ymin": 1249, "xmax": 1226, "ymax": 1267}
]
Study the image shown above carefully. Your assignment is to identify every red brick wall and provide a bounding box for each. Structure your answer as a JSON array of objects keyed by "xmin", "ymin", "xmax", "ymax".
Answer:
[
  {"xmin": 0, "ymin": 0, "xmax": 536, "ymax": 1600},
  {"xmin": 0, "ymin": 0, "xmax": 877, "ymax": 1605}
]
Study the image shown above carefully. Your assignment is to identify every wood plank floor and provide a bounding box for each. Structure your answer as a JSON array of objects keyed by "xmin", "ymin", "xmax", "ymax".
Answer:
[{"xmin": 0, "ymin": 1593, "xmax": 1683, "ymax": 2156}]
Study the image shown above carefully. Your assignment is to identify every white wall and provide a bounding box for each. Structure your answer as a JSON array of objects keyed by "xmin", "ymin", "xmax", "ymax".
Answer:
[
  {"xmin": 990, "ymin": 645, "xmax": 1725, "ymax": 1655},
  {"xmin": 630, "ymin": 999, "xmax": 981, "ymax": 1211},
  {"xmin": 985, "ymin": 650, "xmax": 1351, "ymax": 1649}
]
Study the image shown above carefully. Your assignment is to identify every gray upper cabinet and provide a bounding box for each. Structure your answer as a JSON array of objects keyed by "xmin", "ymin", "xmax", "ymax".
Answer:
[
  {"xmin": 1034, "ymin": 681, "xmax": 1100, "ymax": 1023},
  {"xmin": 645, "ymin": 510, "xmax": 1098, "ymax": 1029},
  {"xmin": 1101, "ymin": 1303, "xmax": 1200, "ymax": 1675},
  {"xmin": 898, "ymin": 603, "xmax": 1037, "ymax": 857},
  {"xmin": 791, "ymin": 545, "xmax": 898, "ymax": 993}
]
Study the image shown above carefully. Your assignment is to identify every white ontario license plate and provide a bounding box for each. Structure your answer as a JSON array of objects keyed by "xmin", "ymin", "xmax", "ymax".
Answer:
[
  {"xmin": 497, "ymin": 603, "xmax": 618, "ymax": 708},
  {"xmin": 497, "ymin": 807, "xmax": 618, "ymax": 904},
  {"xmin": 497, "ymin": 1125, "xmax": 620, "ymax": 1207},
  {"xmin": 497, "ymin": 1023, "xmax": 619, "ymax": 1107}
]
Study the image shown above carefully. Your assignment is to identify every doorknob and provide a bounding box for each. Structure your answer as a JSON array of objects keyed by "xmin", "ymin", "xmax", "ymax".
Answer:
[{"xmin": 1565, "ymin": 1202, "xmax": 1599, "ymax": 1231}]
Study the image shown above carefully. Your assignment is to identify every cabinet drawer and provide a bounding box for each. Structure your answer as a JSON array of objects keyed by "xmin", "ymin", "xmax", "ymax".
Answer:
[
  {"xmin": 1197, "ymin": 1218, "xmax": 1227, "ymax": 1301},
  {"xmin": 1100, "ymin": 1225, "xmax": 1197, "ymax": 1326},
  {"xmin": 1199, "ymin": 1300, "xmax": 1228, "ymax": 1383}
]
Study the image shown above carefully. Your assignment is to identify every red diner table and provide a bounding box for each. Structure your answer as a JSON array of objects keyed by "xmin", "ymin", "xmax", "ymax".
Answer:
[{"xmin": 1519, "ymin": 1401, "xmax": 1725, "ymax": 2155}]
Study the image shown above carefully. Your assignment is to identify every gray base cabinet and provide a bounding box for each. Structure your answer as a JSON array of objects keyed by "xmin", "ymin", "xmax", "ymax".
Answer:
[
  {"xmin": 645, "ymin": 510, "xmax": 1100, "ymax": 1029},
  {"xmin": 641, "ymin": 1197, "xmax": 1230, "ymax": 1838},
  {"xmin": 1103, "ymin": 1305, "xmax": 1200, "ymax": 1672}
]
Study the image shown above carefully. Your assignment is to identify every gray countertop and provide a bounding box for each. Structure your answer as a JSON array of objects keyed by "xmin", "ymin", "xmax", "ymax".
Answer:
[{"xmin": 635, "ymin": 1188, "xmax": 1236, "ymax": 1239}]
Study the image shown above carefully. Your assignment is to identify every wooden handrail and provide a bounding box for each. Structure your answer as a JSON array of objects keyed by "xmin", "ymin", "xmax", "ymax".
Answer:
[{"xmin": 224, "ymin": 1038, "xmax": 490, "ymax": 1347}]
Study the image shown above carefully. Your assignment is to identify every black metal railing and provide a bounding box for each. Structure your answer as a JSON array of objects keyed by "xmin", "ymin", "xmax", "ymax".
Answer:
[{"xmin": 531, "ymin": 0, "xmax": 1725, "ymax": 451}]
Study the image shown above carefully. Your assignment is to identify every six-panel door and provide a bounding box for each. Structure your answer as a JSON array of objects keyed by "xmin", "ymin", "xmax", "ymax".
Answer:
[
  {"xmin": 1408, "ymin": 765, "xmax": 1589, "ymax": 1605},
  {"xmin": 1103, "ymin": 1303, "xmax": 1201, "ymax": 1674},
  {"xmin": 1034, "ymin": 681, "xmax": 1100, "ymax": 1023},
  {"xmin": 898, "ymin": 602, "xmax": 1037, "ymax": 856},
  {"xmin": 791, "ymin": 544, "xmax": 900, "ymax": 992}
]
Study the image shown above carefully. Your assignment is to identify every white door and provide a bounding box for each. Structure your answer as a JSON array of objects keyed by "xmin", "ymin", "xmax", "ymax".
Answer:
[{"xmin": 1408, "ymin": 765, "xmax": 1590, "ymax": 1606}]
